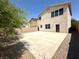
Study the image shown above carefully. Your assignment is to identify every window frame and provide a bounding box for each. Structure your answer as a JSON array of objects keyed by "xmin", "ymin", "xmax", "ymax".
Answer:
[
  {"xmin": 51, "ymin": 8, "xmax": 64, "ymax": 18},
  {"xmin": 55, "ymin": 10, "xmax": 58, "ymax": 16},
  {"xmin": 45, "ymin": 24, "xmax": 50, "ymax": 29},
  {"xmin": 40, "ymin": 25, "xmax": 42, "ymax": 28},
  {"xmin": 51, "ymin": 12, "xmax": 54, "ymax": 17},
  {"xmin": 59, "ymin": 8, "xmax": 64, "ymax": 15}
]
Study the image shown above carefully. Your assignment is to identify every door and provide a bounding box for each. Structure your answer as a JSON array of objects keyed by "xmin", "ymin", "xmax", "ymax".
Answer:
[{"xmin": 56, "ymin": 24, "xmax": 60, "ymax": 32}]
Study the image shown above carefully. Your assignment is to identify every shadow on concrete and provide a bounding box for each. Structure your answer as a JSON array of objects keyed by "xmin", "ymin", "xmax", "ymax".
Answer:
[
  {"xmin": 67, "ymin": 31, "xmax": 79, "ymax": 59},
  {"xmin": 0, "ymin": 42, "xmax": 35, "ymax": 59}
]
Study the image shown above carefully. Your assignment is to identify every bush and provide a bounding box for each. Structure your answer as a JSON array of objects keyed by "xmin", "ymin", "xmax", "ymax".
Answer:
[{"xmin": 0, "ymin": 0, "xmax": 24, "ymax": 48}]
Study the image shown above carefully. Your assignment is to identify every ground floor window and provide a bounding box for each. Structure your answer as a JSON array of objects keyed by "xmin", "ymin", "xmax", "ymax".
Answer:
[
  {"xmin": 45, "ymin": 24, "xmax": 50, "ymax": 29},
  {"xmin": 40, "ymin": 25, "xmax": 42, "ymax": 28}
]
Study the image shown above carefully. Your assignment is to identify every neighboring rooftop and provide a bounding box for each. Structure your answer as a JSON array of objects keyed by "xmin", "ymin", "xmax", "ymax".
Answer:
[{"xmin": 29, "ymin": 18, "xmax": 39, "ymax": 22}]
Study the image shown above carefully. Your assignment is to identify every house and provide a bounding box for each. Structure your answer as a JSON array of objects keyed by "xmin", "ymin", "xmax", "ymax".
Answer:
[
  {"xmin": 29, "ymin": 18, "xmax": 38, "ymax": 28},
  {"xmin": 38, "ymin": 2, "xmax": 72, "ymax": 33}
]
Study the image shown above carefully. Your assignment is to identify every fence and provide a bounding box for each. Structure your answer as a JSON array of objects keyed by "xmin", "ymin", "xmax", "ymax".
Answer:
[{"xmin": 76, "ymin": 23, "xmax": 79, "ymax": 32}]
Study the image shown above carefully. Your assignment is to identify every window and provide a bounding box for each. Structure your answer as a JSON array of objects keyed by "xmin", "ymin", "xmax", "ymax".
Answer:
[
  {"xmin": 40, "ymin": 25, "xmax": 42, "ymax": 28},
  {"xmin": 45, "ymin": 24, "xmax": 50, "ymax": 29},
  {"xmin": 51, "ymin": 8, "xmax": 64, "ymax": 17},
  {"xmin": 39, "ymin": 17, "xmax": 41, "ymax": 20},
  {"xmin": 55, "ymin": 10, "xmax": 58, "ymax": 16},
  {"xmin": 59, "ymin": 8, "xmax": 63, "ymax": 15},
  {"xmin": 51, "ymin": 12, "xmax": 54, "ymax": 17}
]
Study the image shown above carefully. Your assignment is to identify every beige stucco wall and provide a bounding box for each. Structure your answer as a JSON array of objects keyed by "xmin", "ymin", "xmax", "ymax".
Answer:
[
  {"xmin": 38, "ymin": 4, "xmax": 71, "ymax": 33},
  {"xmin": 30, "ymin": 20, "xmax": 38, "ymax": 28}
]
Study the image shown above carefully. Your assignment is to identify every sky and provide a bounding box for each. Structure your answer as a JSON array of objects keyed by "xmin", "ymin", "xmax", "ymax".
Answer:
[{"xmin": 11, "ymin": 0, "xmax": 79, "ymax": 20}]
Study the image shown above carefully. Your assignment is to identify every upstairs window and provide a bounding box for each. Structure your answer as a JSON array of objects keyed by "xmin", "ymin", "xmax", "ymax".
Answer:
[
  {"xmin": 59, "ymin": 8, "xmax": 63, "ymax": 15},
  {"xmin": 51, "ymin": 12, "xmax": 54, "ymax": 17},
  {"xmin": 51, "ymin": 8, "xmax": 64, "ymax": 18},
  {"xmin": 45, "ymin": 24, "xmax": 50, "ymax": 29},
  {"xmin": 55, "ymin": 10, "xmax": 58, "ymax": 16},
  {"xmin": 39, "ymin": 17, "xmax": 41, "ymax": 20}
]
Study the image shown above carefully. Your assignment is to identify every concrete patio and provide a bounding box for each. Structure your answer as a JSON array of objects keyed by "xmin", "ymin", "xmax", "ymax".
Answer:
[{"xmin": 20, "ymin": 31, "xmax": 69, "ymax": 59}]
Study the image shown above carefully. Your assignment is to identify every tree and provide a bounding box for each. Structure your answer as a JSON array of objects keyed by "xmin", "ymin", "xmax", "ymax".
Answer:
[
  {"xmin": 71, "ymin": 18, "xmax": 77, "ymax": 28},
  {"xmin": 0, "ymin": 0, "xmax": 24, "ymax": 47},
  {"xmin": 69, "ymin": 18, "xmax": 79, "ymax": 32},
  {"xmin": 71, "ymin": 18, "xmax": 79, "ymax": 28}
]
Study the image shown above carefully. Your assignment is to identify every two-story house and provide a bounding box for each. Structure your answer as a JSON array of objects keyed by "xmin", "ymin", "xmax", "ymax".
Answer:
[{"xmin": 38, "ymin": 2, "xmax": 72, "ymax": 33}]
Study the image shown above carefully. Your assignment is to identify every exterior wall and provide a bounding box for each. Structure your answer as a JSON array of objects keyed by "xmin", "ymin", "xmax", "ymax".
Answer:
[
  {"xmin": 66, "ymin": 6, "xmax": 71, "ymax": 29},
  {"xmin": 38, "ymin": 4, "xmax": 71, "ymax": 33},
  {"xmin": 16, "ymin": 27, "xmax": 38, "ymax": 33},
  {"xmin": 52, "ymin": 34, "xmax": 71, "ymax": 59},
  {"xmin": 30, "ymin": 20, "xmax": 38, "ymax": 28},
  {"xmin": 25, "ymin": 23, "xmax": 30, "ymax": 28}
]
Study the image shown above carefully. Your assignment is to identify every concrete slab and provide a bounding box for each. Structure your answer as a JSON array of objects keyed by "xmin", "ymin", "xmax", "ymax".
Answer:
[{"xmin": 20, "ymin": 31, "xmax": 67, "ymax": 59}]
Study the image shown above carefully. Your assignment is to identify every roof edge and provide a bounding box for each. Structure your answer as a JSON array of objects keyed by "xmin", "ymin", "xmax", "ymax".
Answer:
[{"xmin": 38, "ymin": 2, "xmax": 72, "ymax": 17}]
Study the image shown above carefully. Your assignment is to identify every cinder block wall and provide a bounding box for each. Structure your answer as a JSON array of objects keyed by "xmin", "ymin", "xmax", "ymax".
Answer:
[
  {"xmin": 16, "ymin": 27, "xmax": 38, "ymax": 33},
  {"xmin": 52, "ymin": 34, "xmax": 71, "ymax": 59}
]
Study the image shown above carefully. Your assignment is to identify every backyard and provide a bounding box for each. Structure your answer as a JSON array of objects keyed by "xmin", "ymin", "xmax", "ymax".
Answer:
[{"xmin": 20, "ymin": 31, "xmax": 68, "ymax": 59}]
